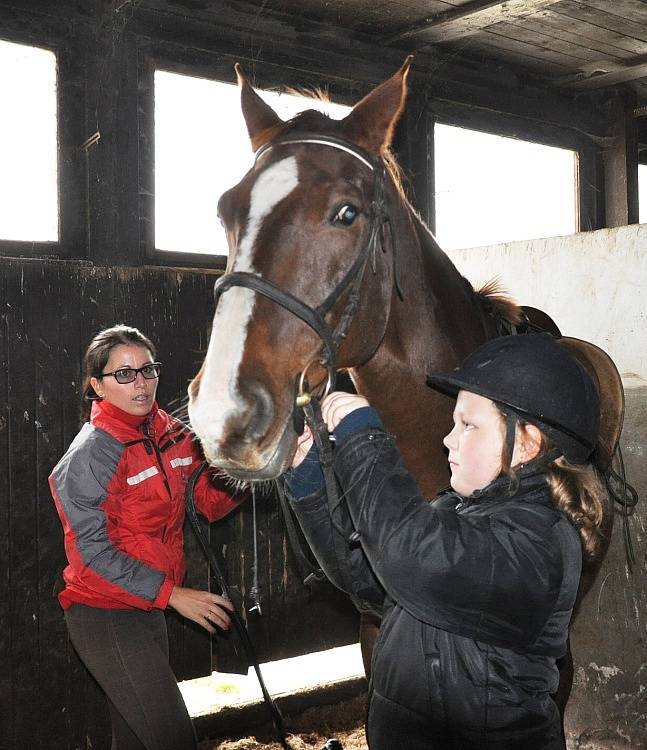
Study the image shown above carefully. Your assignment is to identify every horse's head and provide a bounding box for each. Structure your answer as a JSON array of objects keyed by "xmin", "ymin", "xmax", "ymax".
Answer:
[{"xmin": 188, "ymin": 58, "xmax": 413, "ymax": 480}]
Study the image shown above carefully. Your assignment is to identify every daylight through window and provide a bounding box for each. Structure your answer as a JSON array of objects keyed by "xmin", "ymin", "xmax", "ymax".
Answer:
[
  {"xmin": 0, "ymin": 39, "xmax": 58, "ymax": 242},
  {"xmin": 154, "ymin": 70, "xmax": 350, "ymax": 255},
  {"xmin": 434, "ymin": 123, "xmax": 577, "ymax": 251}
]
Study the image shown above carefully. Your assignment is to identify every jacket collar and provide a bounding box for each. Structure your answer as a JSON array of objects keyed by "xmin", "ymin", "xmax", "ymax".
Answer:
[
  {"xmin": 90, "ymin": 398, "xmax": 160, "ymax": 437},
  {"xmin": 446, "ymin": 463, "xmax": 550, "ymax": 509}
]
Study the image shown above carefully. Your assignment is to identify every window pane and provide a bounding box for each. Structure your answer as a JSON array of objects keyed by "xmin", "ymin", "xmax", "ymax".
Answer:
[
  {"xmin": 154, "ymin": 71, "xmax": 350, "ymax": 255},
  {"xmin": 434, "ymin": 124, "xmax": 576, "ymax": 251},
  {"xmin": 639, "ymin": 163, "xmax": 647, "ymax": 224},
  {"xmin": 0, "ymin": 40, "xmax": 58, "ymax": 242}
]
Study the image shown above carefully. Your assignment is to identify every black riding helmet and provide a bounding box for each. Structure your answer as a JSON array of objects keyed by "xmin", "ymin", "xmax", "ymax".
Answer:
[{"xmin": 426, "ymin": 333, "xmax": 600, "ymax": 464}]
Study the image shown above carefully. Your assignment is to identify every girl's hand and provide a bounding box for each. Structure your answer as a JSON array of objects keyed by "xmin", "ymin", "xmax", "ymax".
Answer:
[
  {"xmin": 168, "ymin": 586, "xmax": 234, "ymax": 634},
  {"xmin": 292, "ymin": 424, "xmax": 314, "ymax": 468},
  {"xmin": 321, "ymin": 392, "xmax": 370, "ymax": 431}
]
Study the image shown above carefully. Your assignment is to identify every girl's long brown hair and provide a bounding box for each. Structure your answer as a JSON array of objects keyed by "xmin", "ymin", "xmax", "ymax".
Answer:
[
  {"xmin": 501, "ymin": 424, "xmax": 608, "ymax": 565},
  {"xmin": 544, "ymin": 456, "xmax": 607, "ymax": 565}
]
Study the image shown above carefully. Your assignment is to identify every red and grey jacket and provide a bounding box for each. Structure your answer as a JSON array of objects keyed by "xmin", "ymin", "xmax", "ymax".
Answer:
[{"xmin": 49, "ymin": 399, "xmax": 239, "ymax": 611}]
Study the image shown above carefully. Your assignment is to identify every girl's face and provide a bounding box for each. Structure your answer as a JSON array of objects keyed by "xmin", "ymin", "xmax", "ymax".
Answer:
[
  {"xmin": 443, "ymin": 390, "xmax": 505, "ymax": 497},
  {"xmin": 90, "ymin": 343, "xmax": 158, "ymax": 417}
]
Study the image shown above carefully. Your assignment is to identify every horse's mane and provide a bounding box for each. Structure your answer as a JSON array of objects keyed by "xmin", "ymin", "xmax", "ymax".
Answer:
[{"xmin": 475, "ymin": 279, "xmax": 524, "ymax": 327}]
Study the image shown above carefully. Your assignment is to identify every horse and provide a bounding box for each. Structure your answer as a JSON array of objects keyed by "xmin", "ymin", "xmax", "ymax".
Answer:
[{"xmin": 187, "ymin": 57, "xmax": 623, "ymax": 725}]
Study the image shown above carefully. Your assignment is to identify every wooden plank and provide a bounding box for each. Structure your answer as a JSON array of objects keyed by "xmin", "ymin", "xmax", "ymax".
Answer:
[
  {"xmin": 33, "ymin": 264, "xmax": 72, "ymax": 749},
  {"xmin": 492, "ymin": 20, "xmax": 627, "ymax": 64},
  {"xmin": 391, "ymin": 0, "xmax": 562, "ymax": 43},
  {"xmin": 0, "ymin": 263, "xmax": 13, "ymax": 744},
  {"xmin": 169, "ymin": 269, "xmax": 217, "ymax": 681},
  {"xmin": 581, "ymin": 0, "xmax": 647, "ymax": 26},
  {"xmin": 466, "ymin": 31, "xmax": 571, "ymax": 72},
  {"xmin": 532, "ymin": 8, "xmax": 647, "ymax": 56},
  {"xmin": 552, "ymin": 1, "xmax": 647, "ymax": 46},
  {"xmin": 517, "ymin": 16, "xmax": 634, "ymax": 61},
  {"xmin": 6, "ymin": 263, "xmax": 41, "ymax": 749},
  {"xmin": 57, "ymin": 265, "xmax": 95, "ymax": 750}
]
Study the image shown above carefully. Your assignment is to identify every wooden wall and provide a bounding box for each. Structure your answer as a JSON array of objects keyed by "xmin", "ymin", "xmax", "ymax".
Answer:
[{"xmin": 0, "ymin": 259, "xmax": 359, "ymax": 749}]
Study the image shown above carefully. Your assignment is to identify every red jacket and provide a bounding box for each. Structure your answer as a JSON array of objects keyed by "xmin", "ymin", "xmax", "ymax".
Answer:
[{"xmin": 49, "ymin": 399, "xmax": 239, "ymax": 611}]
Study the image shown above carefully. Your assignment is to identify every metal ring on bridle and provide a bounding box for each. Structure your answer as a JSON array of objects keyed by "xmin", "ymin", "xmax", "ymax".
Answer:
[{"xmin": 296, "ymin": 358, "xmax": 334, "ymax": 408}]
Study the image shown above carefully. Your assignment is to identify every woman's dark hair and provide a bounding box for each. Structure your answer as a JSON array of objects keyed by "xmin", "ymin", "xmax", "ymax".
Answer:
[
  {"xmin": 499, "ymin": 420, "xmax": 608, "ymax": 566},
  {"xmin": 80, "ymin": 325, "xmax": 157, "ymax": 422}
]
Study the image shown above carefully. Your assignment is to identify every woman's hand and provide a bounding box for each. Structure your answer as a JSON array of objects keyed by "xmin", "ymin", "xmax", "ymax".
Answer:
[
  {"xmin": 321, "ymin": 392, "xmax": 370, "ymax": 431},
  {"xmin": 168, "ymin": 586, "xmax": 234, "ymax": 634}
]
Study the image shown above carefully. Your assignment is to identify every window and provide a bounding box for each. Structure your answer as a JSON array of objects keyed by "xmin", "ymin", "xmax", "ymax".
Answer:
[
  {"xmin": 434, "ymin": 124, "xmax": 577, "ymax": 251},
  {"xmin": 639, "ymin": 163, "xmax": 647, "ymax": 224},
  {"xmin": 0, "ymin": 39, "xmax": 58, "ymax": 242},
  {"xmin": 154, "ymin": 71, "xmax": 349, "ymax": 255}
]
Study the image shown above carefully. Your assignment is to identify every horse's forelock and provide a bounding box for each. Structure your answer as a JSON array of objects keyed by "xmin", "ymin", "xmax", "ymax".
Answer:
[{"xmin": 250, "ymin": 108, "xmax": 334, "ymax": 152}]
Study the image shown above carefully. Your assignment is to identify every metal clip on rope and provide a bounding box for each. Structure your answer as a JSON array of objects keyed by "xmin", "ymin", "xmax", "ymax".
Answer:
[{"xmin": 295, "ymin": 357, "xmax": 335, "ymax": 408}]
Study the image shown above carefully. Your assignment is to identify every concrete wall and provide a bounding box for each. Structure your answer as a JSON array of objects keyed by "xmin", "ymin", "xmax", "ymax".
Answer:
[
  {"xmin": 447, "ymin": 227, "xmax": 647, "ymax": 748},
  {"xmin": 446, "ymin": 223, "xmax": 646, "ymax": 381}
]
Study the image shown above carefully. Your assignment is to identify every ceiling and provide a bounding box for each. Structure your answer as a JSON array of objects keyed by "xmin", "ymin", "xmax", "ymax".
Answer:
[{"xmin": 237, "ymin": 0, "xmax": 647, "ymax": 107}]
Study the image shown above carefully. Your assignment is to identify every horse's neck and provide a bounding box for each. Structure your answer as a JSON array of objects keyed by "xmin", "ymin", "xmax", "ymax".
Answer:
[{"xmin": 351, "ymin": 206, "xmax": 487, "ymax": 498}]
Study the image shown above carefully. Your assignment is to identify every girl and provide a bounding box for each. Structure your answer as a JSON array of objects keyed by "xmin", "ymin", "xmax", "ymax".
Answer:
[
  {"xmin": 50, "ymin": 325, "xmax": 242, "ymax": 750},
  {"xmin": 287, "ymin": 333, "xmax": 606, "ymax": 750}
]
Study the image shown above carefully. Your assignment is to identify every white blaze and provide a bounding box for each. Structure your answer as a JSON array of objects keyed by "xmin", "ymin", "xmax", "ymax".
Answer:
[{"xmin": 189, "ymin": 156, "xmax": 299, "ymax": 448}]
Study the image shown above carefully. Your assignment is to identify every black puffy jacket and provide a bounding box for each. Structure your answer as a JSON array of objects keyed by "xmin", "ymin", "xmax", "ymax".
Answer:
[{"xmin": 287, "ymin": 409, "xmax": 582, "ymax": 750}]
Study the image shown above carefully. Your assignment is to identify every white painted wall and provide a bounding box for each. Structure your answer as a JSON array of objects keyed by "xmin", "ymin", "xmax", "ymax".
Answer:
[{"xmin": 446, "ymin": 224, "xmax": 647, "ymax": 380}]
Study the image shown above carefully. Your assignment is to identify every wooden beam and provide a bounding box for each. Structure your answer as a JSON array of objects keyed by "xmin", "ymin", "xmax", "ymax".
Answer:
[
  {"xmin": 602, "ymin": 96, "xmax": 639, "ymax": 227},
  {"xmin": 560, "ymin": 57, "xmax": 647, "ymax": 90},
  {"xmin": 388, "ymin": 0, "xmax": 561, "ymax": 44}
]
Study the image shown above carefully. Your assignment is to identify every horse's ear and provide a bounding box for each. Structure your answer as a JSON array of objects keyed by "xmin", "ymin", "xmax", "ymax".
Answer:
[
  {"xmin": 341, "ymin": 55, "xmax": 413, "ymax": 155},
  {"xmin": 235, "ymin": 63, "xmax": 283, "ymax": 150}
]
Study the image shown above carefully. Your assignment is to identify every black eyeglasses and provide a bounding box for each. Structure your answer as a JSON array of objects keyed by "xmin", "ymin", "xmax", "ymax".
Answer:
[{"xmin": 99, "ymin": 363, "xmax": 162, "ymax": 384}]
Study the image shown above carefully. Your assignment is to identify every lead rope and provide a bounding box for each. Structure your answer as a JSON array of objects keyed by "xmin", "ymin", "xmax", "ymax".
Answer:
[
  {"xmin": 604, "ymin": 444, "xmax": 639, "ymax": 572},
  {"xmin": 249, "ymin": 486, "xmax": 262, "ymax": 614},
  {"xmin": 184, "ymin": 463, "xmax": 289, "ymax": 749}
]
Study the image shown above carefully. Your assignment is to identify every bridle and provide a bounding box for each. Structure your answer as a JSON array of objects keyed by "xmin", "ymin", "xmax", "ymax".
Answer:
[{"xmin": 212, "ymin": 132, "xmax": 397, "ymax": 409}]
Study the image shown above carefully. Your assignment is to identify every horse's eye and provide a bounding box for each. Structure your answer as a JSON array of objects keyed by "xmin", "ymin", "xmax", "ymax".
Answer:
[{"xmin": 332, "ymin": 204, "xmax": 358, "ymax": 226}]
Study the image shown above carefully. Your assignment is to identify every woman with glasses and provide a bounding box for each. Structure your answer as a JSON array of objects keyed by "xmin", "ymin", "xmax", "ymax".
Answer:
[{"xmin": 49, "ymin": 324, "xmax": 242, "ymax": 750}]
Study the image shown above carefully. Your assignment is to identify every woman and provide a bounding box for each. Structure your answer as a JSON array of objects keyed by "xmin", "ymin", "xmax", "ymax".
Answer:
[
  {"xmin": 50, "ymin": 324, "xmax": 241, "ymax": 750},
  {"xmin": 286, "ymin": 333, "xmax": 607, "ymax": 750}
]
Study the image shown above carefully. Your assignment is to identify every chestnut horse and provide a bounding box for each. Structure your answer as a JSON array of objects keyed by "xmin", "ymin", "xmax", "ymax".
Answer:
[{"xmin": 188, "ymin": 58, "xmax": 620, "ymax": 723}]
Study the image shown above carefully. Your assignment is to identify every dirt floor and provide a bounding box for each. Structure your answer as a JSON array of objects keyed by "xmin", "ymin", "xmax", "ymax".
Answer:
[{"xmin": 199, "ymin": 694, "xmax": 368, "ymax": 750}]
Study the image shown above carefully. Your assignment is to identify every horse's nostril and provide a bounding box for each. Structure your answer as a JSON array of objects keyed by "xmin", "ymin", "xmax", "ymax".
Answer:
[{"xmin": 240, "ymin": 380, "xmax": 274, "ymax": 442}]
